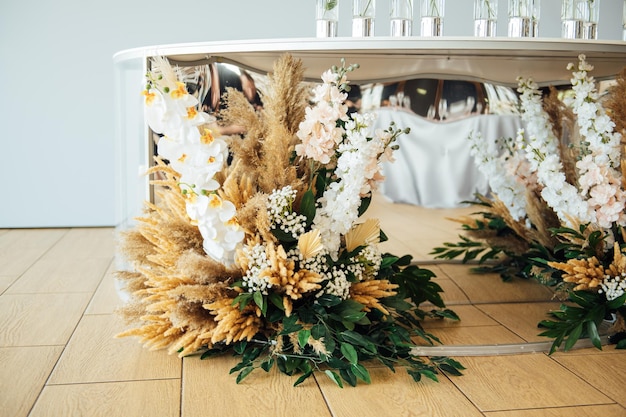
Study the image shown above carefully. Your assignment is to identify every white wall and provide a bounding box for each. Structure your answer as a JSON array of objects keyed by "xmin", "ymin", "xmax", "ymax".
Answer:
[{"xmin": 0, "ymin": 0, "xmax": 623, "ymax": 227}]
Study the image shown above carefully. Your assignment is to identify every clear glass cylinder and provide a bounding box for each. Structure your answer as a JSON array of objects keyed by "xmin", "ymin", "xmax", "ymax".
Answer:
[
  {"xmin": 316, "ymin": 0, "xmax": 339, "ymax": 38},
  {"xmin": 353, "ymin": 0, "xmax": 376, "ymax": 36},
  {"xmin": 508, "ymin": 0, "xmax": 540, "ymax": 37},
  {"xmin": 623, "ymin": 0, "xmax": 626, "ymax": 41},
  {"xmin": 390, "ymin": 0, "xmax": 414, "ymax": 36},
  {"xmin": 420, "ymin": 0, "xmax": 445, "ymax": 36},
  {"xmin": 474, "ymin": 0, "xmax": 498, "ymax": 37},
  {"xmin": 561, "ymin": 0, "xmax": 600, "ymax": 39}
]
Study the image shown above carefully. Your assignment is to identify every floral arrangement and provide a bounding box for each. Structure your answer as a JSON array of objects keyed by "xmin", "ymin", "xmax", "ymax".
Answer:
[
  {"xmin": 116, "ymin": 54, "xmax": 463, "ymax": 387},
  {"xmin": 432, "ymin": 55, "xmax": 626, "ymax": 353}
]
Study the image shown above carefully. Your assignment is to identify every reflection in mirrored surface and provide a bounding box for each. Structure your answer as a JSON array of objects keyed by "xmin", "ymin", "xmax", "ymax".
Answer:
[{"xmin": 148, "ymin": 58, "xmax": 613, "ymax": 210}]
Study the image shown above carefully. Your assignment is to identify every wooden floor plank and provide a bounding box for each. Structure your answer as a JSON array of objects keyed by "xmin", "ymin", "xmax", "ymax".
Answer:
[
  {"xmin": 418, "ymin": 324, "xmax": 526, "ymax": 346},
  {"xmin": 0, "ymin": 293, "xmax": 91, "ymax": 346},
  {"xmin": 0, "ymin": 346, "xmax": 64, "ymax": 417},
  {"xmin": 6, "ymin": 257, "xmax": 111, "ymax": 294},
  {"xmin": 0, "ymin": 275, "xmax": 17, "ymax": 294},
  {"xmin": 85, "ymin": 262, "xmax": 124, "ymax": 315},
  {"xmin": 450, "ymin": 355, "xmax": 612, "ymax": 412},
  {"xmin": 0, "ymin": 229, "xmax": 66, "ymax": 277},
  {"xmin": 181, "ymin": 355, "xmax": 332, "ymax": 417},
  {"xmin": 29, "ymin": 379, "xmax": 180, "ymax": 417},
  {"xmin": 552, "ymin": 352, "xmax": 626, "ymax": 408},
  {"xmin": 484, "ymin": 404, "xmax": 626, "ymax": 417},
  {"xmin": 316, "ymin": 368, "xmax": 484, "ymax": 417},
  {"xmin": 49, "ymin": 314, "xmax": 181, "ymax": 384},
  {"xmin": 41, "ymin": 228, "xmax": 116, "ymax": 261},
  {"xmin": 476, "ymin": 302, "xmax": 566, "ymax": 343},
  {"xmin": 437, "ymin": 264, "xmax": 555, "ymax": 303}
]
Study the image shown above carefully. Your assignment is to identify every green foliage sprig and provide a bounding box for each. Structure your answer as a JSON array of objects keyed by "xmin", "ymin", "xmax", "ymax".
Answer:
[{"xmin": 202, "ymin": 252, "xmax": 463, "ymax": 387}]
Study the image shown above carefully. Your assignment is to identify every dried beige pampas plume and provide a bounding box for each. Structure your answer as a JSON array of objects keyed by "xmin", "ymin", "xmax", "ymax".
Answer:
[
  {"xmin": 254, "ymin": 54, "xmax": 309, "ymax": 193},
  {"xmin": 543, "ymin": 86, "xmax": 578, "ymax": 186},
  {"xmin": 524, "ymin": 189, "xmax": 560, "ymax": 250},
  {"xmin": 257, "ymin": 242, "xmax": 323, "ymax": 317},
  {"xmin": 548, "ymin": 257, "xmax": 605, "ymax": 291},
  {"xmin": 487, "ymin": 197, "xmax": 531, "ymax": 243},
  {"xmin": 203, "ymin": 297, "xmax": 263, "ymax": 344},
  {"xmin": 260, "ymin": 242, "xmax": 323, "ymax": 299},
  {"xmin": 116, "ymin": 161, "xmax": 241, "ymax": 356},
  {"xmin": 349, "ymin": 279, "xmax": 398, "ymax": 315},
  {"xmin": 221, "ymin": 53, "xmax": 310, "ymax": 195},
  {"xmin": 606, "ymin": 242, "xmax": 626, "ymax": 278}
]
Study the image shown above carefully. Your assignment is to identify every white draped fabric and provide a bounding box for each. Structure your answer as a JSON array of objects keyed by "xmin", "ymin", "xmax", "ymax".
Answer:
[{"xmin": 374, "ymin": 108, "xmax": 523, "ymax": 208}]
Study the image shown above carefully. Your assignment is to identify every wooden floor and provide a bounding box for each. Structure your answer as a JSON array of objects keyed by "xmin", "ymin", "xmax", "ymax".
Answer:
[{"xmin": 1, "ymin": 195, "xmax": 625, "ymax": 417}]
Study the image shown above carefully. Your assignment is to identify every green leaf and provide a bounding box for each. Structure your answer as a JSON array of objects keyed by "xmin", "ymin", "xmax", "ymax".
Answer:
[
  {"xmin": 419, "ymin": 369, "xmax": 439, "ymax": 382},
  {"xmin": 432, "ymin": 308, "xmax": 460, "ymax": 321},
  {"xmin": 242, "ymin": 347, "xmax": 263, "ymax": 364},
  {"xmin": 324, "ymin": 334, "xmax": 336, "ymax": 354},
  {"xmin": 311, "ymin": 324, "xmax": 326, "ymax": 340},
  {"xmin": 280, "ymin": 314, "xmax": 303, "ymax": 335},
  {"xmin": 341, "ymin": 320, "xmax": 355, "ymax": 331},
  {"xmin": 325, "ymin": 370, "xmax": 343, "ymax": 388},
  {"xmin": 300, "ymin": 189, "xmax": 317, "ymax": 225},
  {"xmin": 351, "ymin": 363, "xmax": 371, "ymax": 384},
  {"xmin": 233, "ymin": 341, "xmax": 247, "ymax": 355},
  {"xmin": 438, "ymin": 363, "xmax": 463, "ymax": 376},
  {"xmin": 586, "ymin": 321, "xmax": 602, "ymax": 350},
  {"xmin": 564, "ymin": 323, "xmax": 584, "ymax": 351},
  {"xmin": 340, "ymin": 368, "xmax": 357, "ymax": 387},
  {"xmin": 236, "ymin": 366, "xmax": 254, "ymax": 384},
  {"xmin": 282, "ymin": 357, "xmax": 302, "ymax": 375},
  {"xmin": 381, "ymin": 295, "xmax": 413, "ymax": 311},
  {"xmin": 607, "ymin": 293, "xmax": 626, "ymax": 310},
  {"xmin": 253, "ymin": 291, "xmax": 265, "ymax": 314},
  {"xmin": 298, "ymin": 329, "xmax": 311, "ymax": 348},
  {"xmin": 317, "ymin": 294, "xmax": 342, "ymax": 307},
  {"xmin": 293, "ymin": 370, "xmax": 313, "ymax": 387},
  {"xmin": 343, "ymin": 311, "xmax": 367, "ymax": 322},
  {"xmin": 341, "ymin": 330, "xmax": 377, "ymax": 355},
  {"xmin": 200, "ymin": 347, "xmax": 227, "ymax": 359},
  {"xmin": 380, "ymin": 255, "xmax": 401, "ymax": 269},
  {"xmin": 260, "ymin": 358, "xmax": 274, "ymax": 372},
  {"xmin": 268, "ymin": 292, "xmax": 285, "ymax": 310},
  {"xmin": 229, "ymin": 361, "xmax": 249, "ymax": 374},
  {"xmin": 340, "ymin": 330, "xmax": 370, "ymax": 347},
  {"xmin": 340, "ymin": 343, "xmax": 359, "ymax": 365},
  {"xmin": 232, "ymin": 293, "xmax": 252, "ymax": 310},
  {"xmin": 357, "ymin": 195, "xmax": 371, "ymax": 217}
]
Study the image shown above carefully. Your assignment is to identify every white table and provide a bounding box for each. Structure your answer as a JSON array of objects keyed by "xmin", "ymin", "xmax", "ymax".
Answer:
[{"xmin": 374, "ymin": 109, "xmax": 523, "ymax": 207}]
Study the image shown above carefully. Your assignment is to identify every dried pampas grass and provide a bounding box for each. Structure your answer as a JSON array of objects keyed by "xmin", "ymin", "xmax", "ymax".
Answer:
[
  {"xmin": 605, "ymin": 67, "xmax": 626, "ymax": 136},
  {"xmin": 117, "ymin": 53, "xmax": 317, "ymax": 357}
]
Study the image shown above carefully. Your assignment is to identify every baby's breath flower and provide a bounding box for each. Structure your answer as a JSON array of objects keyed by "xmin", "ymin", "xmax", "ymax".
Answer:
[
  {"xmin": 241, "ymin": 244, "xmax": 272, "ymax": 294},
  {"xmin": 267, "ymin": 186, "xmax": 308, "ymax": 240},
  {"xmin": 319, "ymin": 266, "xmax": 351, "ymax": 299},
  {"xmin": 599, "ymin": 273, "xmax": 626, "ymax": 302}
]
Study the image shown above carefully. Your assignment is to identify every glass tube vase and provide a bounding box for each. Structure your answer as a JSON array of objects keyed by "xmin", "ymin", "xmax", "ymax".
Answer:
[
  {"xmin": 474, "ymin": 0, "xmax": 498, "ymax": 37},
  {"xmin": 316, "ymin": 0, "xmax": 340, "ymax": 37},
  {"xmin": 420, "ymin": 0, "xmax": 445, "ymax": 36},
  {"xmin": 353, "ymin": 0, "xmax": 376, "ymax": 37},
  {"xmin": 508, "ymin": 0, "xmax": 539, "ymax": 37},
  {"xmin": 623, "ymin": 0, "xmax": 626, "ymax": 41},
  {"xmin": 561, "ymin": 0, "xmax": 600, "ymax": 40},
  {"xmin": 390, "ymin": 0, "xmax": 414, "ymax": 36}
]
